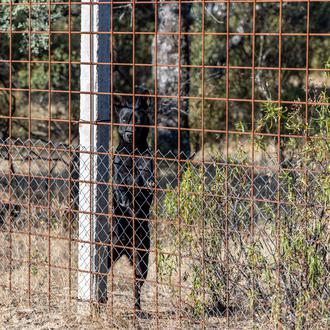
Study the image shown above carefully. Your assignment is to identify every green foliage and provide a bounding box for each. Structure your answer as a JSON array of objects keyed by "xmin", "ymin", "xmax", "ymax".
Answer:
[
  {"xmin": 325, "ymin": 57, "xmax": 330, "ymax": 78},
  {"xmin": 0, "ymin": 3, "xmax": 80, "ymax": 140},
  {"xmin": 0, "ymin": 3, "xmax": 65, "ymax": 58},
  {"xmin": 158, "ymin": 67, "xmax": 330, "ymax": 326},
  {"xmin": 159, "ymin": 157, "xmax": 250, "ymax": 317}
]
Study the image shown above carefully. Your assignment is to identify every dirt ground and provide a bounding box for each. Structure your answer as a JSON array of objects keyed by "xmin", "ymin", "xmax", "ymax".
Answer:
[
  {"xmin": 0, "ymin": 296, "xmax": 253, "ymax": 330},
  {"xmin": 0, "ymin": 282, "xmax": 240, "ymax": 330},
  {"xmin": 0, "ymin": 229, "xmax": 241, "ymax": 330}
]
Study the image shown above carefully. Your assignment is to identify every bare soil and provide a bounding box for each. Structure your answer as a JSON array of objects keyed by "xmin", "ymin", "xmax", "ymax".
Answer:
[{"xmin": 0, "ymin": 229, "xmax": 243, "ymax": 330}]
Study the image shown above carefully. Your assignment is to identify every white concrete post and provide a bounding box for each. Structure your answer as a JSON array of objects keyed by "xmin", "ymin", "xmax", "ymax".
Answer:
[{"xmin": 78, "ymin": 0, "xmax": 111, "ymax": 304}]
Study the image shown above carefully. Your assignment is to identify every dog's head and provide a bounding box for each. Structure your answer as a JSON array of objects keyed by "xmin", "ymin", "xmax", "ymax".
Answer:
[{"xmin": 118, "ymin": 95, "xmax": 151, "ymax": 145}]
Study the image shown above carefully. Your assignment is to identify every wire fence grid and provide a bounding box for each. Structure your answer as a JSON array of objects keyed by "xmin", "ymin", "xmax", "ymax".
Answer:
[
  {"xmin": 0, "ymin": 0, "xmax": 330, "ymax": 329},
  {"xmin": 0, "ymin": 138, "xmax": 328, "ymax": 328}
]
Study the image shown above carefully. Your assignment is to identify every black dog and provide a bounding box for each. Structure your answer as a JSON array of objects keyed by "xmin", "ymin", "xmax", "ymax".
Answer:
[{"xmin": 111, "ymin": 95, "xmax": 154, "ymax": 311}]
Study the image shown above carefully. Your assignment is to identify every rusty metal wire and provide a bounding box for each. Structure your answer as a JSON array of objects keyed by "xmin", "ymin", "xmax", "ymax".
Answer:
[{"xmin": 0, "ymin": 1, "xmax": 329, "ymax": 328}]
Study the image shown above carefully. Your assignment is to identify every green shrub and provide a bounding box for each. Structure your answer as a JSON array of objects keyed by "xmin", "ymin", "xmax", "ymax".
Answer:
[{"xmin": 157, "ymin": 68, "xmax": 330, "ymax": 327}]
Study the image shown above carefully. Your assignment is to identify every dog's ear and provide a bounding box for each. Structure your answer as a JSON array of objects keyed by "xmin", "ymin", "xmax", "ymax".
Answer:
[
  {"xmin": 135, "ymin": 86, "xmax": 151, "ymax": 109},
  {"xmin": 113, "ymin": 96, "xmax": 127, "ymax": 113},
  {"xmin": 135, "ymin": 95, "xmax": 150, "ymax": 110},
  {"xmin": 115, "ymin": 94, "xmax": 132, "ymax": 107}
]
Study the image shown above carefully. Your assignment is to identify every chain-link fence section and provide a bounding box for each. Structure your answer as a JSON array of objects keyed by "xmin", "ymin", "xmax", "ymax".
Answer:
[{"xmin": 0, "ymin": 138, "xmax": 328, "ymax": 328}]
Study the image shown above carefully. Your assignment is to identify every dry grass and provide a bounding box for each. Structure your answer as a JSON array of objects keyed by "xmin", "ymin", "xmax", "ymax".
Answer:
[
  {"xmin": 0, "ymin": 294, "xmax": 254, "ymax": 330},
  {"xmin": 0, "ymin": 227, "xmax": 247, "ymax": 329}
]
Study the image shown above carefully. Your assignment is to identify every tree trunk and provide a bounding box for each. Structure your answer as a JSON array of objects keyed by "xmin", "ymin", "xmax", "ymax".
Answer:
[{"xmin": 155, "ymin": 3, "xmax": 191, "ymax": 159}]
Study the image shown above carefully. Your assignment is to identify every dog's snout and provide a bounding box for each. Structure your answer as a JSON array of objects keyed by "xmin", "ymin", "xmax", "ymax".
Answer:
[{"xmin": 124, "ymin": 132, "xmax": 133, "ymax": 142}]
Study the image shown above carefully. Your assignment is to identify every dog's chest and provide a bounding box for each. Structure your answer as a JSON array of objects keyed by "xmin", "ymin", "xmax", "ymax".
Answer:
[
  {"xmin": 113, "ymin": 153, "xmax": 153, "ymax": 187},
  {"xmin": 114, "ymin": 154, "xmax": 133, "ymax": 185}
]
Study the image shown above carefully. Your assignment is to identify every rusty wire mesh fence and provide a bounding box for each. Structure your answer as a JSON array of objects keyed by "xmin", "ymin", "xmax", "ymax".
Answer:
[{"xmin": 0, "ymin": 0, "xmax": 330, "ymax": 329}]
